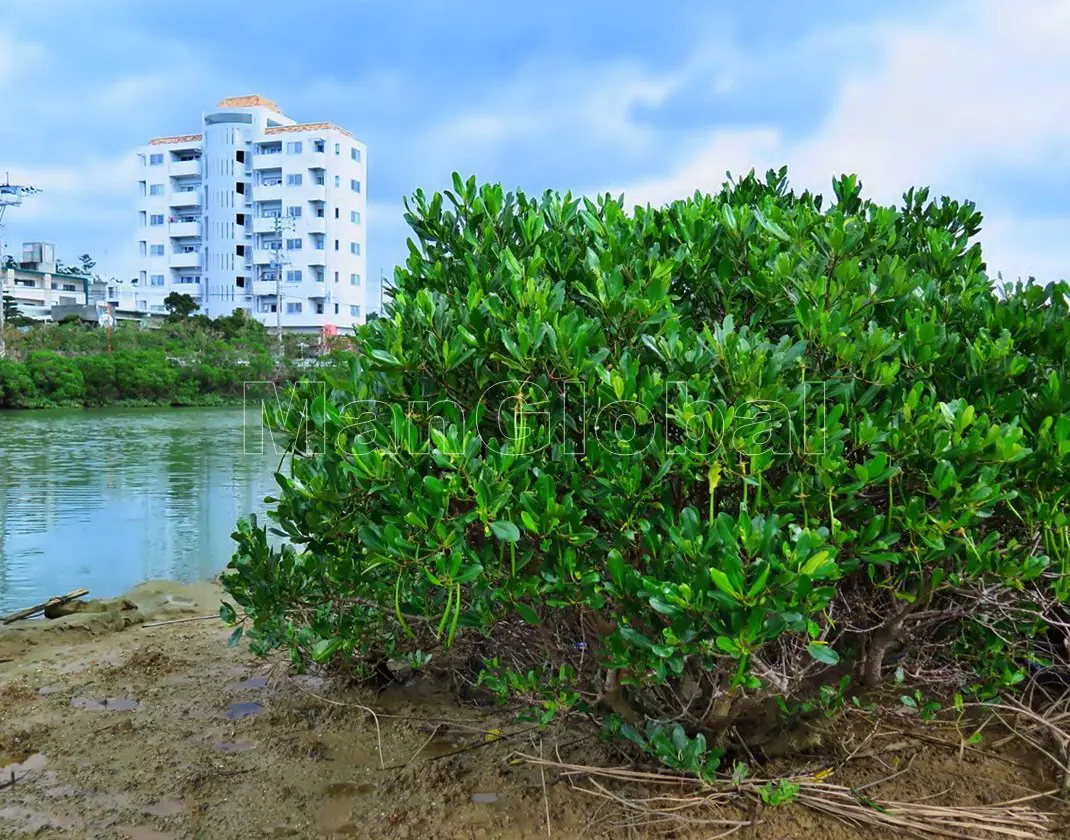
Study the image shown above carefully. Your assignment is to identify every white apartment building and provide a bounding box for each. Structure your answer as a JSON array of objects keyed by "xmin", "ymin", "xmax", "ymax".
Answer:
[{"xmin": 134, "ymin": 95, "xmax": 368, "ymax": 333}]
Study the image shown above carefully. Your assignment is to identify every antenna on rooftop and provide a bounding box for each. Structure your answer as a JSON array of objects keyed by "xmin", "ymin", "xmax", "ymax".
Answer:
[
  {"xmin": 0, "ymin": 175, "xmax": 42, "ymax": 358},
  {"xmin": 0, "ymin": 173, "xmax": 42, "ymax": 232}
]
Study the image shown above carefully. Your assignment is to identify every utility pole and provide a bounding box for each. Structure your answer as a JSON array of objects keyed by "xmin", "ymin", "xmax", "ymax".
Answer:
[
  {"xmin": 0, "ymin": 175, "xmax": 42, "ymax": 359},
  {"xmin": 270, "ymin": 214, "xmax": 294, "ymax": 354}
]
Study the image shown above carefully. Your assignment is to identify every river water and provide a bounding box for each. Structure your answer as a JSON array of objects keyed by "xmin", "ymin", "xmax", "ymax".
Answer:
[{"xmin": 0, "ymin": 407, "xmax": 282, "ymax": 615}]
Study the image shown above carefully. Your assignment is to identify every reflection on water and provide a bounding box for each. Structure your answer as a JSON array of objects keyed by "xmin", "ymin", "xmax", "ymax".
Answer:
[{"xmin": 0, "ymin": 407, "xmax": 280, "ymax": 614}]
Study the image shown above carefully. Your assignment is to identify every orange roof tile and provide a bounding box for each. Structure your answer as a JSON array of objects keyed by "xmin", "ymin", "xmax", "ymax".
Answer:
[
  {"xmin": 264, "ymin": 122, "xmax": 357, "ymax": 140},
  {"xmin": 218, "ymin": 95, "xmax": 283, "ymax": 113},
  {"xmin": 149, "ymin": 133, "xmax": 203, "ymax": 146}
]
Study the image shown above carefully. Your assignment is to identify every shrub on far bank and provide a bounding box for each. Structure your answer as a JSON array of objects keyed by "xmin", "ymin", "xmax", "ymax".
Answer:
[
  {"xmin": 224, "ymin": 170, "xmax": 1069, "ymax": 777},
  {"xmin": 25, "ymin": 350, "xmax": 85, "ymax": 405},
  {"xmin": 0, "ymin": 359, "xmax": 35, "ymax": 408},
  {"xmin": 0, "ymin": 307, "xmax": 328, "ymax": 409}
]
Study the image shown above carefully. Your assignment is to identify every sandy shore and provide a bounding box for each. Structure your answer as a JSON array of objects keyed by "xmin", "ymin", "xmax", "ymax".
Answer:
[{"xmin": 1, "ymin": 582, "xmax": 1065, "ymax": 840}]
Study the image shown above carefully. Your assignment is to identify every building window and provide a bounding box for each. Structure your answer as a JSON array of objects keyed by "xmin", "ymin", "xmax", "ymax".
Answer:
[
  {"xmin": 350, "ymin": 210, "xmax": 361, "ymax": 224},
  {"xmin": 286, "ymin": 269, "xmax": 302, "ymax": 282},
  {"xmin": 350, "ymin": 273, "xmax": 360, "ymax": 286},
  {"xmin": 287, "ymin": 205, "xmax": 302, "ymax": 217},
  {"xmin": 236, "ymin": 150, "xmax": 246, "ymax": 164},
  {"xmin": 149, "ymin": 153, "xmax": 164, "ymax": 165},
  {"xmin": 287, "ymin": 173, "xmax": 303, "ymax": 186},
  {"xmin": 150, "ymin": 275, "xmax": 165, "ymax": 286},
  {"xmin": 286, "ymin": 141, "xmax": 303, "ymax": 154},
  {"xmin": 350, "ymin": 242, "xmax": 360, "ymax": 255},
  {"xmin": 350, "ymin": 305, "xmax": 361, "ymax": 317},
  {"xmin": 334, "ymin": 303, "xmax": 339, "ymax": 314},
  {"xmin": 351, "ymin": 147, "xmax": 361, "ymax": 161},
  {"xmin": 139, "ymin": 241, "xmax": 147, "ymax": 256},
  {"xmin": 138, "ymin": 154, "xmax": 147, "ymax": 166},
  {"xmin": 63, "ymin": 284, "xmax": 77, "ymax": 292},
  {"xmin": 149, "ymin": 183, "xmax": 164, "ymax": 196},
  {"xmin": 287, "ymin": 301, "xmax": 302, "ymax": 314},
  {"xmin": 334, "ymin": 207, "xmax": 339, "ymax": 219},
  {"xmin": 150, "ymin": 244, "xmax": 165, "ymax": 256},
  {"xmin": 334, "ymin": 271, "xmax": 339, "ymax": 283},
  {"xmin": 334, "ymin": 239, "xmax": 339, "ymax": 251},
  {"xmin": 150, "ymin": 214, "xmax": 164, "ymax": 226},
  {"xmin": 334, "ymin": 175, "xmax": 340, "ymax": 187},
  {"xmin": 313, "ymin": 140, "xmax": 325, "ymax": 153},
  {"xmin": 350, "ymin": 179, "xmax": 361, "ymax": 193},
  {"xmin": 334, "ymin": 143, "xmax": 340, "ymax": 155},
  {"xmin": 315, "ymin": 302, "xmax": 324, "ymax": 314},
  {"xmin": 313, "ymin": 236, "xmax": 325, "ymax": 250},
  {"xmin": 286, "ymin": 238, "xmax": 303, "ymax": 250}
]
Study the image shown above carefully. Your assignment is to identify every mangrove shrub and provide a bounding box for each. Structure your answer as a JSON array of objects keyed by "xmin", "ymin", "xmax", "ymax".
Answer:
[{"xmin": 224, "ymin": 170, "xmax": 1069, "ymax": 773}]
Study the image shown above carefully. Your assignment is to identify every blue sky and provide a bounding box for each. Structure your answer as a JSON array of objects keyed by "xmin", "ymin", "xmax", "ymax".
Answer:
[{"xmin": 2, "ymin": 0, "xmax": 1068, "ymax": 308}]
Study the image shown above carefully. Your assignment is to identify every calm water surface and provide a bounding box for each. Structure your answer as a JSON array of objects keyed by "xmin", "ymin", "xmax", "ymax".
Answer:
[{"xmin": 0, "ymin": 407, "xmax": 282, "ymax": 614}]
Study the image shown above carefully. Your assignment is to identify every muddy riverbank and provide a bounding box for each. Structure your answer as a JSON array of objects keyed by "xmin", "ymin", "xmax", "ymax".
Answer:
[{"xmin": 1, "ymin": 582, "xmax": 1066, "ymax": 839}]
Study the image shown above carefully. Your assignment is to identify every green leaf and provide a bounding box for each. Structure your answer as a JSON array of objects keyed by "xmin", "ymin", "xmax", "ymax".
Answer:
[
  {"xmin": 800, "ymin": 550, "xmax": 832, "ymax": 577},
  {"xmin": 422, "ymin": 475, "xmax": 447, "ymax": 499},
  {"xmin": 312, "ymin": 638, "xmax": 340, "ymax": 663},
  {"xmin": 453, "ymin": 563, "xmax": 483, "ymax": 584},
  {"xmin": 606, "ymin": 549, "xmax": 626, "ymax": 589},
  {"xmin": 370, "ymin": 349, "xmax": 401, "ymax": 366},
  {"xmin": 226, "ymin": 627, "xmax": 244, "ymax": 648},
  {"xmin": 806, "ymin": 643, "xmax": 839, "ymax": 666},
  {"xmin": 709, "ymin": 568, "xmax": 740, "ymax": 600},
  {"xmin": 516, "ymin": 602, "xmax": 540, "ymax": 624},
  {"xmin": 619, "ymin": 626, "xmax": 653, "ymax": 650},
  {"xmin": 490, "ymin": 520, "xmax": 520, "ymax": 542},
  {"xmin": 648, "ymin": 596, "xmax": 679, "ymax": 616},
  {"xmin": 218, "ymin": 602, "xmax": 237, "ymax": 624}
]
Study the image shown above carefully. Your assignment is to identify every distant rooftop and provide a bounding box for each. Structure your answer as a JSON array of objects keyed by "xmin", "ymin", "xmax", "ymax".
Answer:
[
  {"xmin": 217, "ymin": 95, "xmax": 283, "ymax": 113},
  {"xmin": 264, "ymin": 122, "xmax": 356, "ymax": 140},
  {"xmin": 148, "ymin": 133, "xmax": 203, "ymax": 146}
]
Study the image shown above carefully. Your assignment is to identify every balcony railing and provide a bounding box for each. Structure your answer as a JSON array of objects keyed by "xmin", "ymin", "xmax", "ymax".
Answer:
[
  {"xmin": 169, "ymin": 252, "xmax": 201, "ymax": 269},
  {"xmin": 169, "ymin": 189, "xmax": 201, "ymax": 208},
  {"xmin": 169, "ymin": 220, "xmax": 201, "ymax": 238},
  {"xmin": 170, "ymin": 160, "xmax": 200, "ymax": 178}
]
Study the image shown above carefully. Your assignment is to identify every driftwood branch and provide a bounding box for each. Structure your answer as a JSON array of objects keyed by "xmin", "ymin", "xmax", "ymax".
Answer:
[{"xmin": 2, "ymin": 589, "xmax": 90, "ymax": 625}]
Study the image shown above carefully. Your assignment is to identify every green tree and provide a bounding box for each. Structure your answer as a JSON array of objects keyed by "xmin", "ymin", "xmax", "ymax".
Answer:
[
  {"xmin": 3, "ymin": 293, "xmax": 31, "ymax": 327},
  {"xmin": 164, "ymin": 291, "xmax": 199, "ymax": 319}
]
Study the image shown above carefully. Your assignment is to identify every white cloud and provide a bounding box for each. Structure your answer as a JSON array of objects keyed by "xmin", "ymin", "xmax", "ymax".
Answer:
[
  {"xmin": 608, "ymin": 0, "xmax": 1070, "ymax": 282},
  {"xmin": 426, "ymin": 54, "xmax": 727, "ymax": 161}
]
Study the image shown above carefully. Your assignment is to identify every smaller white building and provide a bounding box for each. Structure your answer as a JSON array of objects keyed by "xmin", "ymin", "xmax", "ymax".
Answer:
[{"xmin": 1, "ymin": 242, "xmax": 89, "ymax": 322}]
